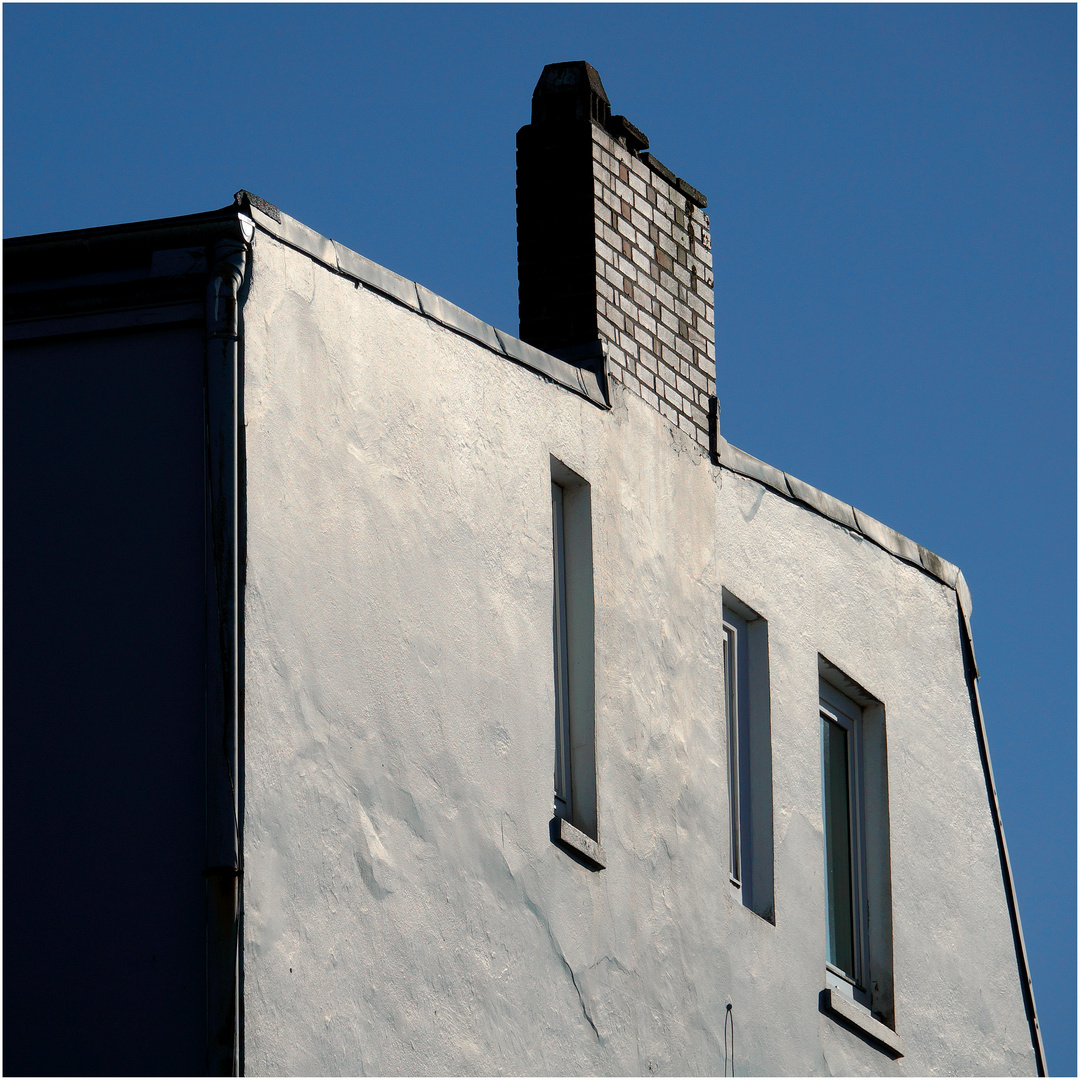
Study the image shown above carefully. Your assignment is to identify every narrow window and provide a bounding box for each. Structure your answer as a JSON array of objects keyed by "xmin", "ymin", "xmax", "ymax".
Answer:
[
  {"xmin": 551, "ymin": 481, "xmax": 572, "ymax": 819},
  {"xmin": 723, "ymin": 611, "xmax": 748, "ymax": 887},
  {"xmin": 550, "ymin": 458, "xmax": 601, "ymax": 866},
  {"xmin": 820, "ymin": 683, "xmax": 866, "ymax": 999},
  {"xmin": 819, "ymin": 661, "xmax": 895, "ymax": 1030},
  {"xmin": 722, "ymin": 594, "xmax": 774, "ymax": 921}
]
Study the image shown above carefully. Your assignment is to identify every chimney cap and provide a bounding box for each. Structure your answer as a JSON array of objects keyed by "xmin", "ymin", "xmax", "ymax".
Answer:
[{"xmin": 532, "ymin": 61, "xmax": 610, "ymax": 125}]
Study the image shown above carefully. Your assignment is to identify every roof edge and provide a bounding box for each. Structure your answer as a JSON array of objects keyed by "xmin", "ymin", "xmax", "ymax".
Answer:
[
  {"xmin": 719, "ymin": 441, "xmax": 1045, "ymax": 1075},
  {"xmin": 234, "ymin": 191, "xmax": 970, "ymax": 606},
  {"xmin": 4, "ymin": 202, "xmax": 243, "ymax": 249},
  {"xmin": 716, "ymin": 435, "xmax": 964, "ymax": 602},
  {"xmin": 236, "ymin": 192, "xmax": 609, "ymax": 410},
  {"xmin": 2, "ymin": 193, "xmax": 966, "ymax": 602}
]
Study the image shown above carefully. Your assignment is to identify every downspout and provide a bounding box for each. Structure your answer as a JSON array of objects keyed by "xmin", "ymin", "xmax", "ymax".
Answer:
[
  {"xmin": 957, "ymin": 593, "xmax": 1048, "ymax": 1076},
  {"xmin": 205, "ymin": 217, "xmax": 253, "ymax": 1077}
]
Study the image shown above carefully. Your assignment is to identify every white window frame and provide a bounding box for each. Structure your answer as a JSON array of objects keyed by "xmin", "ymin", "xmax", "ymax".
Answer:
[
  {"xmin": 723, "ymin": 610, "xmax": 750, "ymax": 890},
  {"xmin": 552, "ymin": 480, "xmax": 572, "ymax": 819},
  {"xmin": 549, "ymin": 458, "xmax": 601, "ymax": 866},
  {"xmin": 721, "ymin": 594, "xmax": 774, "ymax": 922},
  {"xmin": 820, "ymin": 679, "xmax": 871, "ymax": 1011}
]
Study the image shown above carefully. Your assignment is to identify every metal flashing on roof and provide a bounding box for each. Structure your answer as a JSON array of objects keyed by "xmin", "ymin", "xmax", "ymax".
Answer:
[
  {"xmin": 784, "ymin": 472, "xmax": 858, "ymax": 532},
  {"xmin": 248, "ymin": 202, "xmax": 337, "ymax": 269},
  {"xmin": 494, "ymin": 330, "xmax": 608, "ymax": 407},
  {"xmin": 719, "ymin": 437, "xmax": 965, "ymax": 599},
  {"xmin": 4, "ymin": 191, "xmax": 961, "ymax": 597},
  {"xmin": 918, "ymin": 544, "xmax": 960, "ymax": 590},
  {"xmin": 333, "ymin": 241, "xmax": 421, "ymax": 311},
  {"xmin": 241, "ymin": 193, "xmax": 610, "ymax": 411},
  {"xmin": 955, "ymin": 568, "xmax": 973, "ymax": 619},
  {"xmin": 717, "ymin": 437, "xmax": 792, "ymax": 498},
  {"xmin": 853, "ymin": 507, "xmax": 923, "ymax": 567},
  {"xmin": 415, "ymin": 284, "xmax": 504, "ymax": 354}
]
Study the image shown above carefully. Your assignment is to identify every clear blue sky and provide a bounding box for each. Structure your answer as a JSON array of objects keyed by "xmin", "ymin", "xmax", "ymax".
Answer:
[{"xmin": 5, "ymin": 3, "xmax": 1075, "ymax": 1072}]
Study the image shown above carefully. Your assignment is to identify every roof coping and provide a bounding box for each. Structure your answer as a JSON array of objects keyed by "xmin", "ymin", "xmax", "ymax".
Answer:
[
  {"xmin": 237, "ymin": 191, "xmax": 610, "ymax": 410},
  {"xmin": 717, "ymin": 435, "xmax": 963, "ymax": 601},
  {"xmin": 236, "ymin": 190, "xmax": 963, "ymax": 605}
]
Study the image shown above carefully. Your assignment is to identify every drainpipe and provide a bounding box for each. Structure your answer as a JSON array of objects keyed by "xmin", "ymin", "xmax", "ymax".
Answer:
[
  {"xmin": 205, "ymin": 218, "xmax": 252, "ymax": 1077},
  {"xmin": 959, "ymin": 597, "xmax": 1048, "ymax": 1076}
]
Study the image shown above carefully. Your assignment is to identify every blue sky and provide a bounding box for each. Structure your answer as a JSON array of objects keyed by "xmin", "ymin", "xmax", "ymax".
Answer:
[{"xmin": 5, "ymin": 3, "xmax": 1075, "ymax": 1072}]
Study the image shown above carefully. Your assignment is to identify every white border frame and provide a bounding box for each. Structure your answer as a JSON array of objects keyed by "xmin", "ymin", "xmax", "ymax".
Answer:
[{"xmin": 820, "ymin": 680, "xmax": 871, "ymax": 1011}]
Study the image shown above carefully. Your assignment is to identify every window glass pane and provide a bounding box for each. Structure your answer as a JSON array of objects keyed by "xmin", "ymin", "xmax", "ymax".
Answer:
[{"xmin": 822, "ymin": 714, "xmax": 855, "ymax": 978}]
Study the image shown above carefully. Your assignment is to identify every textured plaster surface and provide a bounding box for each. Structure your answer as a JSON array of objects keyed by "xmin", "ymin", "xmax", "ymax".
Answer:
[{"xmin": 240, "ymin": 233, "xmax": 1035, "ymax": 1076}]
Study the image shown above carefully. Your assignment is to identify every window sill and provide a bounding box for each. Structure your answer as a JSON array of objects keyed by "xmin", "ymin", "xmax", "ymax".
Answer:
[
  {"xmin": 823, "ymin": 989, "xmax": 904, "ymax": 1058},
  {"xmin": 555, "ymin": 817, "xmax": 605, "ymax": 869}
]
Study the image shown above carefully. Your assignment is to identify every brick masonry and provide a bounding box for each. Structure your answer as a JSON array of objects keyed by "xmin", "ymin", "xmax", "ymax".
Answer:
[
  {"xmin": 591, "ymin": 127, "xmax": 715, "ymax": 449},
  {"xmin": 517, "ymin": 62, "xmax": 716, "ymax": 452}
]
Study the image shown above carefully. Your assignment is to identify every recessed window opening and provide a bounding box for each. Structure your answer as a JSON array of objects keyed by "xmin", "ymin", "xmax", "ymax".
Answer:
[
  {"xmin": 552, "ymin": 480, "xmax": 572, "ymax": 819},
  {"xmin": 722, "ymin": 593, "xmax": 774, "ymax": 922},
  {"xmin": 723, "ymin": 612, "xmax": 748, "ymax": 887},
  {"xmin": 818, "ymin": 658, "xmax": 896, "ymax": 1029},
  {"xmin": 821, "ymin": 683, "xmax": 869, "ymax": 1004},
  {"xmin": 550, "ymin": 457, "xmax": 597, "ymax": 845}
]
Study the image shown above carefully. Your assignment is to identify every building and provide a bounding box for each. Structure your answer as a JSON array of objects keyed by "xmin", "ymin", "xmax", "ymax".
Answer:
[{"xmin": 4, "ymin": 61, "xmax": 1044, "ymax": 1075}]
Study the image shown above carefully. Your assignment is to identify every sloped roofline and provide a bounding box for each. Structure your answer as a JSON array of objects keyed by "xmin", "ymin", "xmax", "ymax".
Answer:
[
  {"xmin": 232, "ymin": 191, "xmax": 610, "ymax": 410},
  {"xmin": 228, "ymin": 192, "xmax": 974, "ymax": 609}
]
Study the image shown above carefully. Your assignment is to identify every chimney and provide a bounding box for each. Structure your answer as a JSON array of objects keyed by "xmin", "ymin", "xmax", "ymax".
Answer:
[{"xmin": 517, "ymin": 61, "xmax": 715, "ymax": 451}]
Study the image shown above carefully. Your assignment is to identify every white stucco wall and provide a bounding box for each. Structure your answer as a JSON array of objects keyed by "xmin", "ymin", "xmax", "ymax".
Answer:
[{"xmin": 240, "ymin": 229, "xmax": 1035, "ymax": 1076}]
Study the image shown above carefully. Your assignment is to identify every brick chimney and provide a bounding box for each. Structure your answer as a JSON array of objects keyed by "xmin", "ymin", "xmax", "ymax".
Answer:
[{"xmin": 517, "ymin": 61, "xmax": 715, "ymax": 451}]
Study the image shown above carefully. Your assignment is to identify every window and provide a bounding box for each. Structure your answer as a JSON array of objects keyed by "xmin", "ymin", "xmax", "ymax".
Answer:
[
  {"xmin": 818, "ymin": 659, "xmax": 897, "ymax": 1042},
  {"xmin": 722, "ymin": 594, "xmax": 774, "ymax": 921},
  {"xmin": 550, "ymin": 458, "xmax": 602, "ymax": 867},
  {"xmin": 820, "ymin": 680, "xmax": 869, "ymax": 1004},
  {"xmin": 723, "ymin": 610, "xmax": 749, "ymax": 887}
]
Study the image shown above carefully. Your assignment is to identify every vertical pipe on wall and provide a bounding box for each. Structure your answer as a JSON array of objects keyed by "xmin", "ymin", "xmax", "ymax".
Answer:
[
  {"xmin": 958, "ymin": 599, "xmax": 1047, "ymax": 1076},
  {"xmin": 205, "ymin": 221, "xmax": 252, "ymax": 1076}
]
